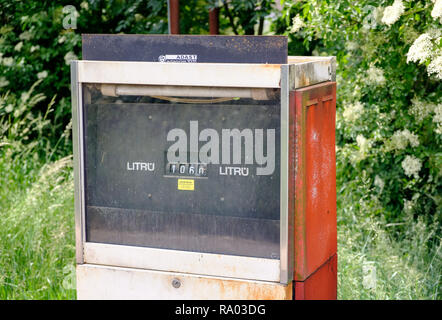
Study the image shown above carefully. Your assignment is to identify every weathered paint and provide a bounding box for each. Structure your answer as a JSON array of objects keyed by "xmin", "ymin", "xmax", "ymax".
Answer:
[
  {"xmin": 288, "ymin": 90, "xmax": 297, "ymax": 281},
  {"xmin": 294, "ymin": 254, "xmax": 337, "ymax": 300},
  {"xmin": 292, "ymin": 82, "xmax": 337, "ymax": 282},
  {"xmin": 83, "ymin": 242, "xmax": 281, "ymax": 282},
  {"xmin": 289, "ymin": 58, "xmax": 334, "ymax": 89},
  {"xmin": 82, "ymin": 35, "xmax": 288, "ymax": 64},
  {"xmin": 77, "ymin": 60, "xmax": 282, "ymax": 88},
  {"xmin": 77, "ymin": 264, "xmax": 292, "ymax": 300}
]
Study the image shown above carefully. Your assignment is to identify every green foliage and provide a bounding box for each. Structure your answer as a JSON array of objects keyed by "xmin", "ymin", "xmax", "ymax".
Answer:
[
  {"xmin": 0, "ymin": 155, "xmax": 75, "ymax": 299},
  {"xmin": 337, "ymin": 171, "xmax": 441, "ymax": 299},
  {"xmin": 277, "ymin": 0, "xmax": 442, "ymax": 299},
  {"xmin": 0, "ymin": 77, "xmax": 75, "ymax": 299},
  {"xmin": 0, "ymin": 80, "xmax": 69, "ymax": 202},
  {"xmin": 179, "ymin": 0, "xmax": 211, "ymax": 34},
  {"xmin": 279, "ymin": 0, "xmax": 441, "ymax": 224},
  {"xmin": 208, "ymin": 0, "xmax": 275, "ymax": 35}
]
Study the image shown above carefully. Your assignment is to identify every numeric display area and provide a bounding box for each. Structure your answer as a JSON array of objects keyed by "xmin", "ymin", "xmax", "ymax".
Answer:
[
  {"xmin": 83, "ymin": 86, "xmax": 281, "ymax": 259},
  {"xmin": 165, "ymin": 163, "xmax": 208, "ymax": 177}
]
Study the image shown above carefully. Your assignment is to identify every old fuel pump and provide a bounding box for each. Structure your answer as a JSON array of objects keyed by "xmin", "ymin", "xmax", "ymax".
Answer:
[{"xmin": 71, "ymin": 35, "xmax": 337, "ymax": 300}]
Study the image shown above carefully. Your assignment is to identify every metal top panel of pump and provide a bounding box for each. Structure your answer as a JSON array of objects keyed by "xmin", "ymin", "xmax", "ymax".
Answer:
[
  {"xmin": 82, "ymin": 34, "xmax": 288, "ymax": 64},
  {"xmin": 80, "ymin": 34, "xmax": 335, "ymax": 89}
]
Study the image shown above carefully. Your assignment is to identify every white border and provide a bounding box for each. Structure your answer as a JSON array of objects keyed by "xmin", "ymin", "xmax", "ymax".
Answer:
[
  {"xmin": 77, "ymin": 263, "xmax": 291, "ymax": 300},
  {"xmin": 73, "ymin": 60, "xmax": 289, "ymax": 284},
  {"xmin": 77, "ymin": 60, "xmax": 282, "ymax": 88},
  {"xmin": 83, "ymin": 242, "xmax": 280, "ymax": 282}
]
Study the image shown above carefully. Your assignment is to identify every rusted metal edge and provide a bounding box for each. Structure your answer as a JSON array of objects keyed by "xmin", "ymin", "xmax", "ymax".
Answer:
[
  {"xmin": 289, "ymin": 57, "xmax": 335, "ymax": 90},
  {"xmin": 293, "ymin": 89, "xmax": 308, "ymax": 280},
  {"xmin": 280, "ymin": 65, "xmax": 292, "ymax": 285},
  {"xmin": 293, "ymin": 81, "xmax": 337, "ymax": 281},
  {"xmin": 77, "ymin": 264, "xmax": 292, "ymax": 300}
]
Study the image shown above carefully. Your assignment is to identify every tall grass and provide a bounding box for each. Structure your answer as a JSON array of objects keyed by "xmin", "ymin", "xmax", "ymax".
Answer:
[
  {"xmin": 337, "ymin": 173, "xmax": 441, "ymax": 300},
  {"xmin": 0, "ymin": 82, "xmax": 75, "ymax": 299},
  {"xmin": 0, "ymin": 157, "xmax": 75, "ymax": 299}
]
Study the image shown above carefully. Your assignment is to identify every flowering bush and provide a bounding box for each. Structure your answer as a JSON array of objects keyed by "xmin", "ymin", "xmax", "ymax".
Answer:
[
  {"xmin": 276, "ymin": 0, "xmax": 441, "ymax": 226},
  {"xmin": 272, "ymin": 1, "xmax": 441, "ymax": 298}
]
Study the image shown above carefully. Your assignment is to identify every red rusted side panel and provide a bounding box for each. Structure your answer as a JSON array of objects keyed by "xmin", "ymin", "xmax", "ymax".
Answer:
[
  {"xmin": 294, "ymin": 254, "xmax": 337, "ymax": 300},
  {"xmin": 292, "ymin": 82, "xmax": 337, "ymax": 282}
]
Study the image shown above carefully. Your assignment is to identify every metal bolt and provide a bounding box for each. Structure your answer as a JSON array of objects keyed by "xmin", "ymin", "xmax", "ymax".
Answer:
[
  {"xmin": 147, "ymin": 193, "xmax": 152, "ymax": 199},
  {"xmin": 148, "ymin": 115, "xmax": 152, "ymax": 120},
  {"xmin": 172, "ymin": 278, "xmax": 181, "ymax": 288}
]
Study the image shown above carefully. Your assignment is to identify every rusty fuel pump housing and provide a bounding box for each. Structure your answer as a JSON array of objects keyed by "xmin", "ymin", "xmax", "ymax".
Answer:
[{"xmin": 72, "ymin": 35, "xmax": 337, "ymax": 300}]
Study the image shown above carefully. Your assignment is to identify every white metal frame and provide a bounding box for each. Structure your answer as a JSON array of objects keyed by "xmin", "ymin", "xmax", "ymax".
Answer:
[
  {"xmin": 77, "ymin": 60, "xmax": 281, "ymax": 88},
  {"xmin": 71, "ymin": 58, "xmax": 334, "ymax": 284},
  {"xmin": 83, "ymin": 242, "xmax": 280, "ymax": 282},
  {"xmin": 279, "ymin": 65, "xmax": 290, "ymax": 284},
  {"xmin": 76, "ymin": 264, "xmax": 292, "ymax": 300}
]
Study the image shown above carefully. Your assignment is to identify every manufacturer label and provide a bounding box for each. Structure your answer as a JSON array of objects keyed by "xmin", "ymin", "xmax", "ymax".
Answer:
[
  {"xmin": 178, "ymin": 179, "xmax": 195, "ymax": 191},
  {"xmin": 158, "ymin": 54, "xmax": 197, "ymax": 63}
]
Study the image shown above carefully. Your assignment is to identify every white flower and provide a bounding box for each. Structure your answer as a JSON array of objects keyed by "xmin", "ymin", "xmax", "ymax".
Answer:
[
  {"xmin": 401, "ymin": 155, "xmax": 422, "ymax": 179},
  {"xmin": 343, "ymin": 101, "xmax": 364, "ymax": 122},
  {"xmin": 431, "ymin": 0, "xmax": 442, "ymax": 20},
  {"xmin": 374, "ymin": 175, "xmax": 385, "ymax": 191},
  {"xmin": 0, "ymin": 76, "xmax": 9, "ymax": 88},
  {"xmin": 134, "ymin": 13, "xmax": 144, "ymax": 22},
  {"xmin": 64, "ymin": 51, "xmax": 78, "ymax": 65},
  {"xmin": 367, "ymin": 64, "xmax": 386, "ymax": 85},
  {"xmin": 403, "ymin": 199, "xmax": 414, "ymax": 214},
  {"xmin": 37, "ymin": 70, "xmax": 48, "ymax": 80},
  {"xmin": 354, "ymin": 135, "xmax": 372, "ymax": 162},
  {"xmin": 356, "ymin": 135, "xmax": 371, "ymax": 154},
  {"xmin": 14, "ymin": 41, "xmax": 23, "ymax": 52},
  {"xmin": 19, "ymin": 30, "xmax": 32, "ymax": 41},
  {"xmin": 406, "ymin": 33, "xmax": 433, "ymax": 64},
  {"xmin": 30, "ymin": 45, "xmax": 40, "ymax": 53},
  {"xmin": 346, "ymin": 41, "xmax": 359, "ymax": 51},
  {"xmin": 1, "ymin": 56, "xmax": 14, "ymax": 66},
  {"xmin": 409, "ymin": 98, "xmax": 434, "ymax": 122},
  {"xmin": 390, "ymin": 129, "xmax": 420, "ymax": 150},
  {"xmin": 381, "ymin": 0, "xmax": 405, "ymax": 26},
  {"xmin": 58, "ymin": 35, "xmax": 66, "ymax": 44},
  {"xmin": 433, "ymin": 104, "xmax": 442, "ymax": 134},
  {"xmin": 290, "ymin": 14, "xmax": 305, "ymax": 33},
  {"xmin": 427, "ymin": 55, "xmax": 442, "ymax": 80},
  {"xmin": 391, "ymin": 130, "xmax": 408, "ymax": 150},
  {"xmin": 409, "ymin": 29, "xmax": 442, "ymax": 78},
  {"xmin": 362, "ymin": 6, "xmax": 384, "ymax": 30},
  {"xmin": 406, "ymin": 131, "xmax": 420, "ymax": 147},
  {"xmin": 80, "ymin": 1, "xmax": 89, "ymax": 10}
]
